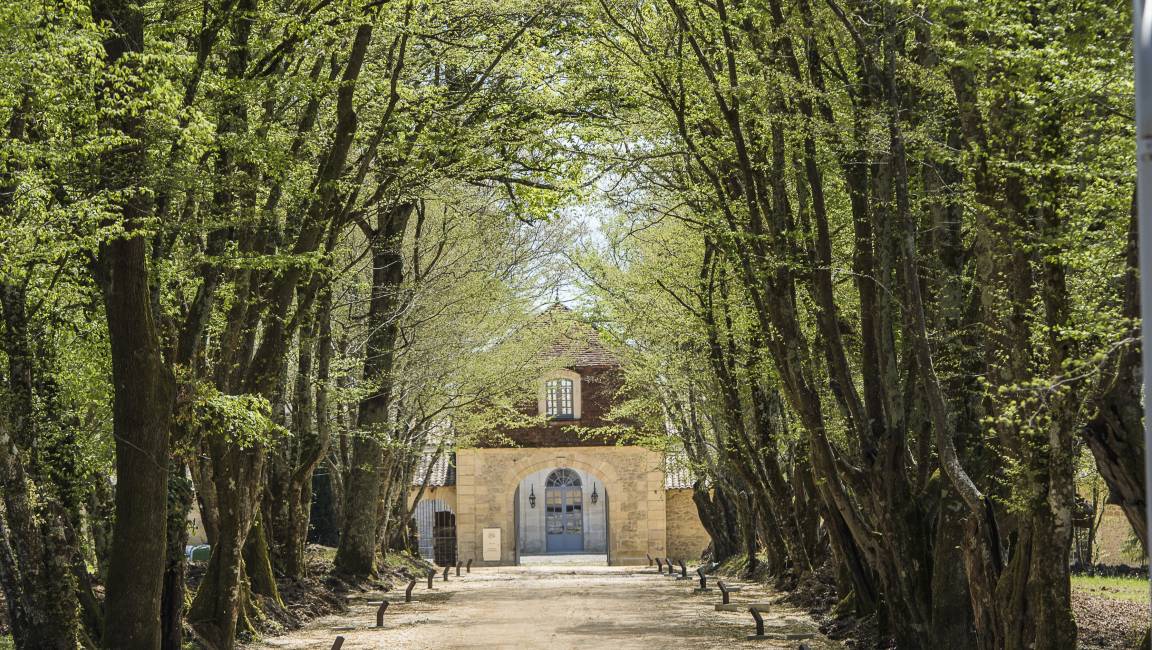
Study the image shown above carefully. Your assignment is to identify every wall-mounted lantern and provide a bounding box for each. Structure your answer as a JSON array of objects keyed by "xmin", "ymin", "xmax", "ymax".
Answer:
[
  {"xmin": 591, "ymin": 483, "xmax": 599, "ymax": 505},
  {"xmin": 529, "ymin": 485, "xmax": 536, "ymax": 508}
]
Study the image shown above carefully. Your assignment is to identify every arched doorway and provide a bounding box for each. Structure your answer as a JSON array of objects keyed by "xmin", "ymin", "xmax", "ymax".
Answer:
[
  {"xmin": 545, "ymin": 468, "xmax": 583, "ymax": 552},
  {"xmin": 514, "ymin": 465, "xmax": 608, "ymax": 562}
]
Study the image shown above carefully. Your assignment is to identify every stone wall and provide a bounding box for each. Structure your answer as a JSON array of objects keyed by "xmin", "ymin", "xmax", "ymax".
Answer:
[
  {"xmin": 455, "ymin": 446, "xmax": 667, "ymax": 565},
  {"xmin": 409, "ymin": 485, "xmax": 457, "ymax": 512},
  {"xmin": 665, "ymin": 488, "xmax": 710, "ymax": 562}
]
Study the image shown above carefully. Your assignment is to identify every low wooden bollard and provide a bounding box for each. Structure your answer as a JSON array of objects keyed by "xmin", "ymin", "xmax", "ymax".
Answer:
[
  {"xmin": 677, "ymin": 559, "xmax": 689, "ymax": 580},
  {"xmin": 665, "ymin": 558, "xmax": 675, "ymax": 576},
  {"xmin": 718, "ymin": 580, "xmax": 743, "ymax": 605},
  {"xmin": 456, "ymin": 561, "xmax": 462, "ymax": 576},
  {"xmin": 427, "ymin": 568, "xmax": 435, "ymax": 589},
  {"xmin": 331, "ymin": 636, "xmax": 345, "ymax": 650},
  {"xmin": 749, "ymin": 607, "xmax": 765, "ymax": 638},
  {"xmin": 442, "ymin": 566, "xmax": 449, "ymax": 581},
  {"xmin": 695, "ymin": 566, "xmax": 712, "ymax": 592},
  {"xmin": 655, "ymin": 558, "xmax": 663, "ymax": 572},
  {"xmin": 467, "ymin": 558, "xmax": 473, "ymax": 573},
  {"xmin": 646, "ymin": 553, "xmax": 653, "ymax": 567},
  {"xmin": 405, "ymin": 578, "xmax": 417, "ymax": 602},
  {"xmin": 367, "ymin": 600, "xmax": 389, "ymax": 627}
]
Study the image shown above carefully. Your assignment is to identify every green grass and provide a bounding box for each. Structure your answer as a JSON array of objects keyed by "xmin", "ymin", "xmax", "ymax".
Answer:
[{"xmin": 1071, "ymin": 575, "xmax": 1151, "ymax": 603}]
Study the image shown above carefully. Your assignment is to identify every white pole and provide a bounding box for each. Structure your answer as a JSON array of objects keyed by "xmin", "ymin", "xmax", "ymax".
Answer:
[{"xmin": 1135, "ymin": 0, "xmax": 1152, "ymax": 637}]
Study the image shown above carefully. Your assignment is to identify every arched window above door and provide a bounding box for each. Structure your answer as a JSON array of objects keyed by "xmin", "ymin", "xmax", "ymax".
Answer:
[{"xmin": 546, "ymin": 468, "xmax": 582, "ymax": 487}]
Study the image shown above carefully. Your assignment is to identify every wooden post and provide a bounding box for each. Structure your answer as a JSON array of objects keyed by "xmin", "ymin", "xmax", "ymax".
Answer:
[
  {"xmin": 427, "ymin": 568, "xmax": 435, "ymax": 589},
  {"xmin": 331, "ymin": 636, "xmax": 345, "ymax": 650},
  {"xmin": 456, "ymin": 561, "xmax": 462, "ymax": 577},
  {"xmin": 375, "ymin": 600, "xmax": 389, "ymax": 627},
  {"xmin": 442, "ymin": 566, "xmax": 449, "ymax": 581},
  {"xmin": 405, "ymin": 579, "xmax": 416, "ymax": 602},
  {"xmin": 749, "ymin": 607, "xmax": 765, "ymax": 636},
  {"xmin": 466, "ymin": 558, "xmax": 473, "ymax": 573}
]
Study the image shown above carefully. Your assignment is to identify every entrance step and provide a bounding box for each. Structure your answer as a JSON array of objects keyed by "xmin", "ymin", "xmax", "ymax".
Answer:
[{"xmin": 519, "ymin": 554, "xmax": 608, "ymax": 566}]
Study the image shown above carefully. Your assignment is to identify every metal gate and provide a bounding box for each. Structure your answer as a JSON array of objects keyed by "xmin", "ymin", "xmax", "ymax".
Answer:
[
  {"xmin": 414, "ymin": 499, "xmax": 456, "ymax": 565},
  {"xmin": 433, "ymin": 510, "xmax": 457, "ymax": 566}
]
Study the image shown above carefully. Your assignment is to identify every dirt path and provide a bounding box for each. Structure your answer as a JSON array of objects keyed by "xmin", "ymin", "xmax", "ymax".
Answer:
[{"xmin": 249, "ymin": 564, "xmax": 840, "ymax": 649}]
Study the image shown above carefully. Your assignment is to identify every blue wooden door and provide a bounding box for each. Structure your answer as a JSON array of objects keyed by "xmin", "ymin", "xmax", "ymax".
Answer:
[{"xmin": 545, "ymin": 469, "xmax": 583, "ymax": 552}]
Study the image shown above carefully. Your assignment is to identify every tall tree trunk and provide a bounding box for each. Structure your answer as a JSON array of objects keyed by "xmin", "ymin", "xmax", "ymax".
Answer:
[
  {"xmin": 91, "ymin": 1, "xmax": 178, "ymax": 646},
  {"xmin": 335, "ymin": 203, "xmax": 412, "ymax": 577},
  {"xmin": 188, "ymin": 438, "xmax": 265, "ymax": 650},
  {"xmin": 1084, "ymin": 197, "xmax": 1146, "ymax": 551},
  {"xmin": 161, "ymin": 467, "xmax": 194, "ymax": 650},
  {"xmin": 0, "ymin": 284, "xmax": 80, "ymax": 649}
]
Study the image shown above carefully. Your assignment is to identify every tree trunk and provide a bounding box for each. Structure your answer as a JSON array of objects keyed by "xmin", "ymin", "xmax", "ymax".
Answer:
[
  {"xmin": 335, "ymin": 203, "xmax": 412, "ymax": 577},
  {"xmin": 91, "ymin": 2, "xmax": 179, "ymax": 645},
  {"xmin": 0, "ymin": 284, "xmax": 80, "ymax": 649},
  {"xmin": 161, "ymin": 468, "xmax": 194, "ymax": 650},
  {"xmin": 1084, "ymin": 198, "xmax": 1146, "ymax": 551},
  {"xmin": 188, "ymin": 438, "xmax": 265, "ymax": 650}
]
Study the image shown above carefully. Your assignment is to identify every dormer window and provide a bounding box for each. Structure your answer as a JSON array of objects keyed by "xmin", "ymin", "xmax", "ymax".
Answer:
[
  {"xmin": 539, "ymin": 369, "xmax": 581, "ymax": 420},
  {"xmin": 545, "ymin": 378, "xmax": 574, "ymax": 419}
]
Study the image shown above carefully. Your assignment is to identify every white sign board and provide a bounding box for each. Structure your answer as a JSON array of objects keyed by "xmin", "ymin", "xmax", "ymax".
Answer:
[{"xmin": 482, "ymin": 528, "xmax": 501, "ymax": 562}]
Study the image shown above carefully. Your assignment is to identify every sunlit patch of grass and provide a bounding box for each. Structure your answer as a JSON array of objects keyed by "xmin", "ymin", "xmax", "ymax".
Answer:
[{"xmin": 1071, "ymin": 575, "xmax": 1150, "ymax": 603}]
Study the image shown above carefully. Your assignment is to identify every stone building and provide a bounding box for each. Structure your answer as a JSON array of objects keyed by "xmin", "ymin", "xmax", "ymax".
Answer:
[{"xmin": 409, "ymin": 306, "xmax": 709, "ymax": 566}]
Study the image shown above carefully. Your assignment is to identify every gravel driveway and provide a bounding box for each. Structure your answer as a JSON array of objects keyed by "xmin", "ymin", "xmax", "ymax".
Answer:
[{"xmin": 250, "ymin": 564, "xmax": 839, "ymax": 649}]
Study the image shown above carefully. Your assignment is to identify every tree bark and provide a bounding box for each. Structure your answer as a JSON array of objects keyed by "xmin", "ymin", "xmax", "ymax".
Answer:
[
  {"xmin": 335, "ymin": 202, "xmax": 413, "ymax": 576},
  {"xmin": 91, "ymin": 1, "xmax": 179, "ymax": 646}
]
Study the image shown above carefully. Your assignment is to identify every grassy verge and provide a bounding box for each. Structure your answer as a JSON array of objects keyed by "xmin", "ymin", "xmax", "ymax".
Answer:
[{"xmin": 1071, "ymin": 575, "xmax": 1149, "ymax": 603}]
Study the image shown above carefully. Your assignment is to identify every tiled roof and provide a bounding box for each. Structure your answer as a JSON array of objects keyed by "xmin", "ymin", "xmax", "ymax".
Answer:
[
  {"xmin": 536, "ymin": 303, "xmax": 619, "ymax": 367},
  {"xmin": 664, "ymin": 453, "xmax": 697, "ymax": 489},
  {"xmin": 412, "ymin": 451, "xmax": 455, "ymax": 487}
]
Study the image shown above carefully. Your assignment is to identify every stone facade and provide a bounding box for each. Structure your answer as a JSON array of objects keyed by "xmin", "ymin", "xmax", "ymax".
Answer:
[
  {"xmin": 665, "ymin": 488, "xmax": 711, "ymax": 561},
  {"xmin": 454, "ymin": 446, "xmax": 668, "ymax": 566},
  {"xmin": 409, "ymin": 485, "xmax": 457, "ymax": 512}
]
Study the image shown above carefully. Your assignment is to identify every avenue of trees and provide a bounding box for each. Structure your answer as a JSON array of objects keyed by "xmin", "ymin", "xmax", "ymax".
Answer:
[
  {"xmin": 0, "ymin": 0, "xmax": 1145, "ymax": 649},
  {"xmin": 580, "ymin": 2, "xmax": 1142, "ymax": 650},
  {"xmin": 2, "ymin": 0, "xmax": 581, "ymax": 648}
]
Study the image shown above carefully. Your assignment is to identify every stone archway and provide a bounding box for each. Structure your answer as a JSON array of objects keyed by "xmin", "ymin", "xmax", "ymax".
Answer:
[
  {"xmin": 454, "ymin": 447, "xmax": 665, "ymax": 566},
  {"xmin": 507, "ymin": 456, "xmax": 618, "ymax": 563}
]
